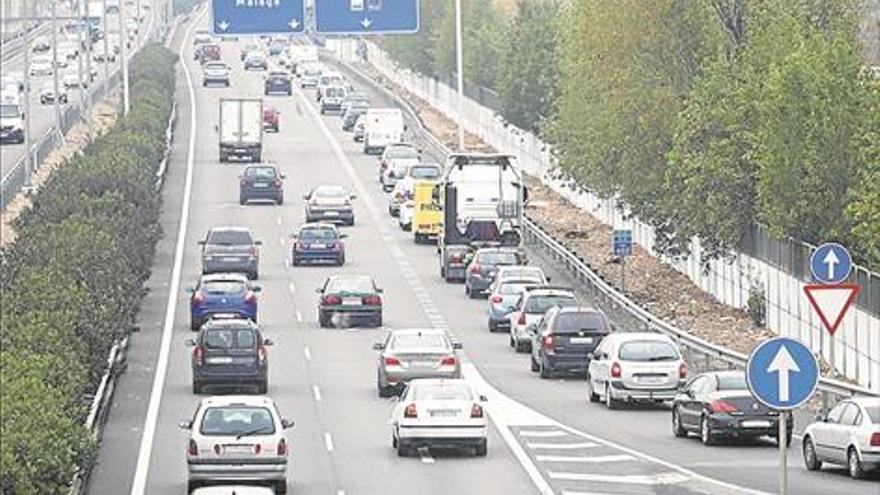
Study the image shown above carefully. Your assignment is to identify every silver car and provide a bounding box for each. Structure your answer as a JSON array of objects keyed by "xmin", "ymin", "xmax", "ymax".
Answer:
[
  {"xmin": 180, "ymin": 396, "xmax": 294, "ymax": 493},
  {"xmin": 802, "ymin": 397, "xmax": 880, "ymax": 479},
  {"xmin": 378, "ymin": 144, "xmax": 420, "ymax": 192},
  {"xmin": 203, "ymin": 61, "xmax": 230, "ymax": 87},
  {"xmin": 304, "ymin": 185, "xmax": 356, "ymax": 225},
  {"xmin": 373, "ymin": 328, "xmax": 463, "ymax": 397}
]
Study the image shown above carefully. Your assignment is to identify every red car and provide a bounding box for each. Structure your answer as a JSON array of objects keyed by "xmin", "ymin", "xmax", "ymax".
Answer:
[
  {"xmin": 197, "ymin": 44, "xmax": 220, "ymax": 64},
  {"xmin": 263, "ymin": 107, "xmax": 280, "ymax": 133}
]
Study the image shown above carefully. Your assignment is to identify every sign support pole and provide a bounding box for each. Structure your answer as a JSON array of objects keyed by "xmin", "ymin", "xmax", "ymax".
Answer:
[
  {"xmin": 454, "ymin": 0, "xmax": 464, "ymax": 151},
  {"xmin": 621, "ymin": 257, "xmax": 626, "ymax": 295},
  {"xmin": 778, "ymin": 411, "xmax": 787, "ymax": 495}
]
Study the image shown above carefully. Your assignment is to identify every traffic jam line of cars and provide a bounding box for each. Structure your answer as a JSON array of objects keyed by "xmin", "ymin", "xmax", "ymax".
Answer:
[{"xmin": 173, "ymin": 29, "xmax": 880, "ymax": 494}]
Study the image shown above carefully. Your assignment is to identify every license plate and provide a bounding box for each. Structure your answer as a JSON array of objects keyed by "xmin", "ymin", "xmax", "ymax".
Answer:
[
  {"xmin": 311, "ymin": 243, "xmax": 326, "ymax": 249},
  {"xmin": 636, "ymin": 375, "xmax": 664, "ymax": 384},
  {"xmin": 324, "ymin": 211, "xmax": 340, "ymax": 217},
  {"xmin": 342, "ymin": 297, "xmax": 361, "ymax": 306},
  {"xmin": 430, "ymin": 410, "xmax": 458, "ymax": 418},
  {"xmin": 223, "ymin": 445, "xmax": 252, "ymax": 453},
  {"xmin": 569, "ymin": 337, "xmax": 593, "ymax": 344},
  {"xmin": 207, "ymin": 356, "xmax": 233, "ymax": 364},
  {"xmin": 742, "ymin": 420, "xmax": 771, "ymax": 428},
  {"xmin": 253, "ymin": 183, "xmax": 269, "ymax": 188},
  {"xmin": 222, "ymin": 257, "xmax": 240, "ymax": 262}
]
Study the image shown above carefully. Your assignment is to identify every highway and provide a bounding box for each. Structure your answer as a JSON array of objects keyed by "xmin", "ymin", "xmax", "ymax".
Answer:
[
  {"xmin": 87, "ymin": 8, "xmax": 872, "ymax": 495},
  {"xmin": 0, "ymin": 1, "xmax": 158, "ymax": 188}
]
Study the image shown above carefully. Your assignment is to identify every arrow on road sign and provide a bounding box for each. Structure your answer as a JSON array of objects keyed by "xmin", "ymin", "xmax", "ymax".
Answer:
[
  {"xmin": 288, "ymin": 19, "xmax": 300, "ymax": 30},
  {"xmin": 217, "ymin": 20, "xmax": 230, "ymax": 32},
  {"xmin": 767, "ymin": 345, "xmax": 799, "ymax": 402},
  {"xmin": 821, "ymin": 249, "xmax": 840, "ymax": 281},
  {"xmin": 360, "ymin": 18, "xmax": 373, "ymax": 29},
  {"xmin": 803, "ymin": 283, "xmax": 860, "ymax": 336}
]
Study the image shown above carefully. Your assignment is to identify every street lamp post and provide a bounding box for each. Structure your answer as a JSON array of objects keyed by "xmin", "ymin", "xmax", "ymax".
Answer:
[{"xmin": 454, "ymin": 0, "xmax": 465, "ymax": 151}]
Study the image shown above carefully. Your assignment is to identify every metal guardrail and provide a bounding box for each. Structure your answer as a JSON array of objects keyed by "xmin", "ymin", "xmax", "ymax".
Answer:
[
  {"xmin": 155, "ymin": 100, "xmax": 177, "ymax": 191},
  {"xmin": 331, "ymin": 53, "xmax": 878, "ymax": 402}
]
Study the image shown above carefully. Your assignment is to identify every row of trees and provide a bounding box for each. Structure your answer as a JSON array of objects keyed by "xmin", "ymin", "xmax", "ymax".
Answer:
[
  {"xmin": 0, "ymin": 44, "xmax": 177, "ymax": 494},
  {"xmin": 380, "ymin": 0, "xmax": 879, "ymax": 268}
]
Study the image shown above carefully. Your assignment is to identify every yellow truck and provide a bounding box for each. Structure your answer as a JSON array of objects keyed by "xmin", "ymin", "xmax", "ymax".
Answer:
[{"xmin": 412, "ymin": 180, "xmax": 442, "ymax": 244}]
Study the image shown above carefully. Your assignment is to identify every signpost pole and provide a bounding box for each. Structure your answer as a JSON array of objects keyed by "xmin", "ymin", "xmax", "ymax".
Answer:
[
  {"xmin": 621, "ymin": 257, "xmax": 626, "ymax": 295},
  {"xmin": 778, "ymin": 411, "xmax": 787, "ymax": 495},
  {"xmin": 22, "ymin": 9, "xmax": 32, "ymax": 185},
  {"xmin": 454, "ymin": 0, "xmax": 464, "ymax": 151}
]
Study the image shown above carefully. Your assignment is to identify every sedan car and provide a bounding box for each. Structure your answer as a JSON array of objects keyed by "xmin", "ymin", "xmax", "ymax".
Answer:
[
  {"xmin": 673, "ymin": 371, "xmax": 792, "ymax": 447},
  {"xmin": 390, "ymin": 378, "xmax": 487, "ymax": 457},
  {"xmin": 587, "ymin": 332, "xmax": 687, "ymax": 408},
  {"xmin": 486, "ymin": 277, "xmax": 545, "ymax": 333},
  {"xmin": 200, "ymin": 227, "xmax": 262, "ymax": 280},
  {"xmin": 465, "ymin": 247, "xmax": 527, "ymax": 299},
  {"xmin": 39, "ymin": 81, "xmax": 68, "ymax": 104},
  {"xmin": 316, "ymin": 275, "xmax": 383, "ymax": 328},
  {"xmin": 264, "ymin": 71, "xmax": 292, "ymax": 95},
  {"xmin": 802, "ymin": 397, "xmax": 880, "ymax": 479},
  {"xmin": 378, "ymin": 144, "xmax": 420, "ymax": 192},
  {"xmin": 244, "ymin": 51, "xmax": 268, "ymax": 71},
  {"xmin": 530, "ymin": 306, "xmax": 611, "ymax": 378},
  {"xmin": 352, "ymin": 115, "xmax": 366, "ymax": 142},
  {"xmin": 179, "ymin": 396, "xmax": 294, "ymax": 494},
  {"xmin": 240, "ymin": 164, "xmax": 284, "ymax": 205},
  {"xmin": 508, "ymin": 286, "xmax": 578, "ymax": 352},
  {"xmin": 304, "ymin": 185, "xmax": 355, "ymax": 225},
  {"xmin": 29, "ymin": 56, "xmax": 54, "ymax": 77},
  {"xmin": 374, "ymin": 328, "xmax": 463, "ymax": 397},
  {"xmin": 186, "ymin": 316, "xmax": 272, "ymax": 394},
  {"xmin": 202, "ymin": 61, "xmax": 230, "ymax": 87},
  {"xmin": 291, "ymin": 223, "xmax": 346, "ymax": 266},
  {"xmin": 188, "ymin": 274, "xmax": 260, "ymax": 330}
]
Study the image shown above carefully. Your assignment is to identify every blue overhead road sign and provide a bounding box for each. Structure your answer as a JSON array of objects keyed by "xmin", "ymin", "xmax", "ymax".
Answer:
[
  {"xmin": 810, "ymin": 242, "xmax": 852, "ymax": 285},
  {"xmin": 211, "ymin": 0, "xmax": 305, "ymax": 35},
  {"xmin": 746, "ymin": 337, "xmax": 819, "ymax": 410},
  {"xmin": 315, "ymin": 0, "xmax": 419, "ymax": 34}
]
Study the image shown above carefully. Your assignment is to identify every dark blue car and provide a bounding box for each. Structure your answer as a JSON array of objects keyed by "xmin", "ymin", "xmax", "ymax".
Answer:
[
  {"xmin": 264, "ymin": 71, "xmax": 292, "ymax": 95},
  {"xmin": 291, "ymin": 223, "xmax": 347, "ymax": 266},
  {"xmin": 188, "ymin": 273, "xmax": 260, "ymax": 330}
]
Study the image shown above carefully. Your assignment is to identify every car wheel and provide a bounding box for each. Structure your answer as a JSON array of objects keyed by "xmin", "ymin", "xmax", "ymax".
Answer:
[
  {"xmin": 509, "ymin": 334, "xmax": 515, "ymax": 348},
  {"xmin": 474, "ymin": 438, "xmax": 488, "ymax": 457},
  {"xmin": 530, "ymin": 355, "xmax": 539, "ymax": 372},
  {"xmin": 605, "ymin": 384, "xmax": 617, "ymax": 410},
  {"xmin": 467, "ymin": 286, "xmax": 480, "ymax": 300},
  {"xmin": 488, "ymin": 319, "xmax": 497, "ymax": 332},
  {"xmin": 274, "ymin": 480, "xmax": 288, "ymax": 494},
  {"xmin": 291, "ymin": 256, "xmax": 299, "ymax": 267},
  {"xmin": 187, "ymin": 480, "xmax": 201, "ymax": 493},
  {"xmin": 802, "ymin": 436, "xmax": 822, "ymax": 471},
  {"xmin": 248, "ymin": 270, "xmax": 258, "ymax": 280},
  {"xmin": 847, "ymin": 446, "xmax": 865, "ymax": 479},
  {"xmin": 190, "ymin": 318, "xmax": 200, "ymax": 331},
  {"xmin": 378, "ymin": 382, "xmax": 391, "ymax": 398},
  {"xmin": 192, "ymin": 381, "xmax": 202, "ymax": 394},
  {"xmin": 672, "ymin": 406, "xmax": 687, "ymax": 437},
  {"xmin": 276, "ymin": 195, "xmax": 283, "ymax": 205},
  {"xmin": 256, "ymin": 379, "xmax": 268, "ymax": 394},
  {"xmin": 700, "ymin": 415, "xmax": 715, "ymax": 445},
  {"xmin": 539, "ymin": 358, "xmax": 552, "ymax": 379},
  {"xmin": 336, "ymin": 255, "xmax": 344, "ymax": 266},
  {"xmin": 239, "ymin": 195, "xmax": 247, "ymax": 205},
  {"xmin": 586, "ymin": 374, "xmax": 599, "ymax": 402}
]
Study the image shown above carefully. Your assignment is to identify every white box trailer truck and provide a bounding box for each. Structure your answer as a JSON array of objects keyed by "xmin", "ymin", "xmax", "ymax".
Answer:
[{"xmin": 219, "ymin": 98, "xmax": 263, "ymax": 162}]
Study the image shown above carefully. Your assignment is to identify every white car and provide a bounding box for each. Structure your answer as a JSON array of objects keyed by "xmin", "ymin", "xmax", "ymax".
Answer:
[
  {"xmin": 57, "ymin": 41, "xmax": 79, "ymax": 60},
  {"xmin": 802, "ymin": 397, "xmax": 880, "ymax": 479},
  {"xmin": 32, "ymin": 36, "xmax": 51, "ymax": 53},
  {"xmin": 124, "ymin": 17, "xmax": 139, "ymax": 34},
  {"xmin": 508, "ymin": 286, "xmax": 578, "ymax": 352},
  {"xmin": 1, "ymin": 73, "xmax": 24, "ymax": 92},
  {"xmin": 180, "ymin": 396, "xmax": 294, "ymax": 493},
  {"xmin": 29, "ymin": 56, "xmax": 54, "ymax": 77},
  {"xmin": 63, "ymin": 69, "xmax": 87, "ymax": 89},
  {"xmin": 587, "ymin": 332, "xmax": 687, "ymax": 408},
  {"xmin": 399, "ymin": 198, "xmax": 414, "ymax": 230},
  {"xmin": 390, "ymin": 378, "xmax": 488, "ymax": 457},
  {"xmin": 92, "ymin": 43, "xmax": 116, "ymax": 62},
  {"xmin": 202, "ymin": 62, "xmax": 231, "ymax": 87},
  {"xmin": 39, "ymin": 81, "xmax": 68, "ymax": 104}
]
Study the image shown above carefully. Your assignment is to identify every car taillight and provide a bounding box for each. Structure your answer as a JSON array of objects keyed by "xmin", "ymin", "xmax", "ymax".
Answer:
[
  {"xmin": 258, "ymin": 345, "xmax": 267, "ymax": 362},
  {"xmin": 188, "ymin": 439, "xmax": 198, "ymax": 456},
  {"xmin": 324, "ymin": 295, "xmax": 341, "ymax": 305},
  {"xmin": 404, "ymin": 403, "xmax": 417, "ymax": 418},
  {"xmin": 277, "ymin": 438, "xmax": 288, "ymax": 456},
  {"xmin": 244, "ymin": 291, "xmax": 256, "ymax": 304},
  {"xmin": 710, "ymin": 400, "xmax": 738, "ymax": 414},
  {"xmin": 440, "ymin": 355, "xmax": 456, "ymax": 366},
  {"xmin": 273, "ymin": 179, "xmax": 282, "ymax": 188},
  {"xmin": 871, "ymin": 433, "xmax": 880, "ymax": 446},
  {"xmin": 191, "ymin": 291, "xmax": 205, "ymax": 305},
  {"xmin": 363, "ymin": 295, "xmax": 381, "ymax": 306},
  {"xmin": 253, "ymin": 443, "xmax": 262, "ymax": 455},
  {"xmin": 541, "ymin": 334, "xmax": 554, "ymax": 349},
  {"xmin": 240, "ymin": 179, "xmax": 247, "ymax": 186},
  {"xmin": 610, "ymin": 362, "xmax": 622, "ymax": 378},
  {"xmin": 250, "ymin": 246, "xmax": 258, "ymax": 257},
  {"xmin": 469, "ymin": 264, "xmax": 480, "ymax": 274},
  {"xmin": 490, "ymin": 295, "xmax": 503, "ymax": 304},
  {"xmin": 678, "ymin": 362, "xmax": 687, "ymax": 380},
  {"xmin": 470, "ymin": 403, "xmax": 484, "ymax": 418},
  {"xmin": 517, "ymin": 312, "xmax": 526, "ymax": 326},
  {"xmin": 193, "ymin": 346, "xmax": 204, "ymax": 366},
  {"xmin": 384, "ymin": 356, "xmax": 401, "ymax": 366}
]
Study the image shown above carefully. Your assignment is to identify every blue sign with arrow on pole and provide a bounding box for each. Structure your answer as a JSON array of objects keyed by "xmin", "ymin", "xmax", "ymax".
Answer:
[
  {"xmin": 315, "ymin": 0, "xmax": 420, "ymax": 34},
  {"xmin": 211, "ymin": 0, "xmax": 305, "ymax": 36},
  {"xmin": 746, "ymin": 337, "xmax": 819, "ymax": 410},
  {"xmin": 810, "ymin": 242, "xmax": 852, "ymax": 285}
]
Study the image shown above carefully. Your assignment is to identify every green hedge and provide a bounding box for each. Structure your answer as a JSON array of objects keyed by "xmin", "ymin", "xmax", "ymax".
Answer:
[{"xmin": 0, "ymin": 44, "xmax": 177, "ymax": 495}]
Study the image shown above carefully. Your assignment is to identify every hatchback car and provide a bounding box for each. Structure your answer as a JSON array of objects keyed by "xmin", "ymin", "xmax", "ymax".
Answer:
[
  {"xmin": 465, "ymin": 247, "xmax": 527, "ymax": 298},
  {"xmin": 200, "ymin": 227, "xmax": 262, "ymax": 280},
  {"xmin": 240, "ymin": 164, "xmax": 284, "ymax": 205},
  {"xmin": 304, "ymin": 185, "xmax": 355, "ymax": 225},
  {"xmin": 264, "ymin": 71, "xmax": 292, "ymax": 95},
  {"xmin": 188, "ymin": 273, "xmax": 260, "ymax": 330},
  {"xmin": 179, "ymin": 396, "xmax": 294, "ymax": 493},
  {"xmin": 508, "ymin": 286, "xmax": 578, "ymax": 352},
  {"xmin": 342, "ymin": 102, "xmax": 369, "ymax": 131},
  {"xmin": 39, "ymin": 81, "xmax": 68, "ymax": 104},
  {"xmin": 672, "ymin": 371, "xmax": 792, "ymax": 447},
  {"xmin": 379, "ymin": 144, "xmax": 420, "ymax": 192},
  {"xmin": 530, "ymin": 306, "xmax": 611, "ymax": 378},
  {"xmin": 244, "ymin": 51, "xmax": 268, "ymax": 71},
  {"xmin": 186, "ymin": 317, "xmax": 272, "ymax": 394},
  {"xmin": 374, "ymin": 328, "xmax": 463, "ymax": 397},
  {"xmin": 316, "ymin": 275, "xmax": 383, "ymax": 328},
  {"xmin": 390, "ymin": 378, "xmax": 487, "ymax": 457},
  {"xmin": 486, "ymin": 276, "xmax": 545, "ymax": 333},
  {"xmin": 291, "ymin": 223, "xmax": 346, "ymax": 266},
  {"xmin": 203, "ymin": 61, "xmax": 230, "ymax": 87},
  {"xmin": 802, "ymin": 397, "xmax": 880, "ymax": 479},
  {"xmin": 587, "ymin": 332, "xmax": 686, "ymax": 408}
]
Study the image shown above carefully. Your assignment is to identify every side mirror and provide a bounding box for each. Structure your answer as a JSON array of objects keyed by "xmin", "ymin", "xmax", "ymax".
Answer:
[
  {"xmin": 178, "ymin": 420, "xmax": 193, "ymax": 430},
  {"xmin": 452, "ymin": 340, "xmax": 463, "ymax": 350},
  {"xmin": 263, "ymin": 338, "xmax": 274, "ymax": 346},
  {"xmin": 479, "ymin": 395, "xmax": 488, "ymax": 402},
  {"xmin": 184, "ymin": 287, "xmax": 195, "ymax": 294},
  {"xmin": 252, "ymin": 286, "xmax": 262, "ymax": 292},
  {"xmin": 372, "ymin": 342, "xmax": 385, "ymax": 351},
  {"xmin": 350, "ymin": 195, "xmax": 357, "ymax": 200},
  {"xmin": 280, "ymin": 173, "xmax": 286, "ymax": 179},
  {"xmin": 281, "ymin": 418, "xmax": 295, "ymax": 429},
  {"xmin": 339, "ymin": 234, "xmax": 348, "ymax": 239},
  {"xmin": 184, "ymin": 339, "xmax": 197, "ymax": 347},
  {"xmin": 254, "ymin": 240, "xmax": 263, "ymax": 246},
  {"xmin": 315, "ymin": 287, "xmax": 323, "ymax": 293},
  {"xmin": 375, "ymin": 287, "xmax": 384, "ymax": 293}
]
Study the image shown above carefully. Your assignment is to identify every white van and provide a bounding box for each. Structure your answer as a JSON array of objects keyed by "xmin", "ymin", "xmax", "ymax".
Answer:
[
  {"xmin": 0, "ymin": 92, "xmax": 26, "ymax": 144},
  {"xmin": 363, "ymin": 108, "xmax": 405, "ymax": 155}
]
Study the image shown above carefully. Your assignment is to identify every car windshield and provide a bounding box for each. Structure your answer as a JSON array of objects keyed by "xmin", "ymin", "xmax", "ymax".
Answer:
[
  {"xmin": 326, "ymin": 87, "xmax": 345, "ymax": 97},
  {"xmin": 0, "ymin": 104, "xmax": 19, "ymax": 118},
  {"xmin": 203, "ymin": 327, "xmax": 256, "ymax": 350},
  {"xmin": 245, "ymin": 167, "xmax": 276, "ymax": 179},
  {"xmin": 269, "ymin": 72, "xmax": 287, "ymax": 78},
  {"xmin": 207, "ymin": 230, "xmax": 252, "ymax": 245},
  {"xmin": 199, "ymin": 406, "xmax": 274, "ymax": 437},
  {"xmin": 618, "ymin": 340, "xmax": 680, "ymax": 362},
  {"xmin": 524, "ymin": 294, "xmax": 576, "ymax": 313},
  {"xmin": 314, "ymin": 186, "xmax": 348, "ymax": 198},
  {"xmin": 386, "ymin": 147, "xmax": 418, "ymax": 159},
  {"xmin": 300, "ymin": 228, "xmax": 337, "ymax": 241},
  {"xmin": 390, "ymin": 333, "xmax": 449, "ymax": 351},
  {"xmin": 554, "ymin": 312, "xmax": 607, "ymax": 334},
  {"xmin": 866, "ymin": 406, "xmax": 880, "ymax": 424},
  {"xmin": 477, "ymin": 251, "xmax": 519, "ymax": 265},
  {"xmin": 500, "ymin": 268, "xmax": 543, "ymax": 280},
  {"xmin": 716, "ymin": 374, "xmax": 748, "ymax": 391},
  {"xmin": 409, "ymin": 166, "xmax": 440, "ymax": 179},
  {"xmin": 206, "ymin": 63, "xmax": 226, "ymax": 70},
  {"xmin": 413, "ymin": 383, "xmax": 472, "ymax": 401},
  {"xmin": 202, "ymin": 281, "xmax": 246, "ymax": 295},
  {"xmin": 326, "ymin": 276, "xmax": 374, "ymax": 293},
  {"xmin": 498, "ymin": 281, "xmax": 536, "ymax": 295}
]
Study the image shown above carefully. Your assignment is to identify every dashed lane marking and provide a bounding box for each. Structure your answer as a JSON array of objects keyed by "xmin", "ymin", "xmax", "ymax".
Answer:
[
  {"xmin": 527, "ymin": 442, "xmax": 600, "ymax": 450},
  {"xmin": 519, "ymin": 430, "xmax": 568, "ymax": 438},
  {"xmin": 324, "ymin": 432, "xmax": 335, "ymax": 452},
  {"xmin": 535, "ymin": 454, "xmax": 635, "ymax": 464},
  {"xmin": 312, "ymin": 384, "xmax": 322, "ymax": 402},
  {"xmin": 303, "ymin": 346, "xmax": 311, "ymax": 361},
  {"xmin": 547, "ymin": 471, "xmax": 692, "ymax": 485}
]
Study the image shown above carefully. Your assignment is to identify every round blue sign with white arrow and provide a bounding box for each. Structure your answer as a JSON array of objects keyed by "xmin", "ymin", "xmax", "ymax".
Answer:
[
  {"xmin": 746, "ymin": 337, "xmax": 819, "ymax": 410},
  {"xmin": 810, "ymin": 242, "xmax": 852, "ymax": 285}
]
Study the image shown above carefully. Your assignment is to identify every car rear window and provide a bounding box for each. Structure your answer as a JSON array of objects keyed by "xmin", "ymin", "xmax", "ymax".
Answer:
[
  {"xmin": 202, "ymin": 281, "xmax": 246, "ymax": 295},
  {"xmin": 716, "ymin": 374, "xmax": 748, "ymax": 391},
  {"xmin": 300, "ymin": 228, "xmax": 336, "ymax": 241},
  {"xmin": 500, "ymin": 268, "xmax": 543, "ymax": 280},
  {"xmin": 865, "ymin": 405, "xmax": 880, "ymax": 424},
  {"xmin": 208, "ymin": 230, "xmax": 252, "ymax": 245},
  {"xmin": 199, "ymin": 406, "xmax": 274, "ymax": 436},
  {"xmin": 554, "ymin": 312, "xmax": 608, "ymax": 334},
  {"xmin": 314, "ymin": 186, "xmax": 348, "ymax": 198},
  {"xmin": 386, "ymin": 147, "xmax": 418, "ymax": 159},
  {"xmin": 524, "ymin": 294, "xmax": 577, "ymax": 313},
  {"xmin": 499, "ymin": 281, "xmax": 535, "ymax": 295},
  {"xmin": 413, "ymin": 384, "xmax": 472, "ymax": 401},
  {"xmin": 326, "ymin": 87, "xmax": 345, "ymax": 97},
  {"xmin": 245, "ymin": 167, "xmax": 276, "ymax": 179},
  {"xmin": 390, "ymin": 333, "xmax": 449, "ymax": 351},
  {"xmin": 477, "ymin": 251, "xmax": 519, "ymax": 265},
  {"xmin": 269, "ymin": 72, "xmax": 287, "ymax": 78},
  {"xmin": 409, "ymin": 166, "xmax": 440, "ymax": 179},
  {"xmin": 204, "ymin": 328, "xmax": 256, "ymax": 350},
  {"xmin": 618, "ymin": 340, "xmax": 680, "ymax": 362},
  {"xmin": 326, "ymin": 276, "xmax": 374, "ymax": 293}
]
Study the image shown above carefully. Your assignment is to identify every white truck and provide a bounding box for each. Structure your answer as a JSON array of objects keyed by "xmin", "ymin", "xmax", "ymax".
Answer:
[
  {"xmin": 0, "ymin": 92, "xmax": 25, "ymax": 145},
  {"xmin": 363, "ymin": 108, "xmax": 405, "ymax": 155},
  {"xmin": 289, "ymin": 45, "xmax": 319, "ymax": 76},
  {"xmin": 218, "ymin": 98, "xmax": 263, "ymax": 162}
]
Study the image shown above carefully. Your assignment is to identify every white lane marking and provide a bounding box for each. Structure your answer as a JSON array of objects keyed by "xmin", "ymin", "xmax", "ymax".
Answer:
[
  {"xmin": 527, "ymin": 442, "xmax": 599, "ymax": 450},
  {"xmin": 535, "ymin": 454, "xmax": 635, "ymax": 464},
  {"xmin": 288, "ymin": 282, "xmax": 296, "ymax": 293},
  {"xmin": 129, "ymin": 7, "xmax": 206, "ymax": 495},
  {"xmin": 519, "ymin": 430, "xmax": 568, "ymax": 438},
  {"xmin": 337, "ymin": 491, "xmax": 346, "ymax": 495},
  {"xmin": 296, "ymin": 310, "xmax": 303, "ymax": 322},
  {"xmin": 276, "ymin": 217, "xmax": 282, "ymax": 226},
  {"xmin": 303, "ymin": 346, "xmax": 311, "ymax": 361},
  {"xmin": 548, "ymin": 471, "xmax": 692, "ymax": 485},
  {"xmin": 324, "ymin": 432, "xmax": 335, "ymax": 452},
  {"xmin": 279, "ymin": 237, "xmax": 285, "ymax": 246},
  {"xmin": 312, "ymin": 384, "xmax": 322, "ymax": 402}
]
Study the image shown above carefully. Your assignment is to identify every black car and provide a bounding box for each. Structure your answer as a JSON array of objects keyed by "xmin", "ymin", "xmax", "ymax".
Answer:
[
  {"xmin": 186, "ymin": 316, "xmax": 273, "ymax": 394},
  {"xmin": 672, "ymin": 371, "xmax": 793, "ymax": 446},
  {"xmin": 316, "ymin": 275, "xmax": 383, "ymax": 328},
  {"xmin": 341, "ymin": 103, "xmax": 368, "ymax": 131},
  {"xmin": 240, "ymin": 164, "xmax": 284, "ymax": 205},
  {"xmin": 464, "ymin": 247, "xmax": 528, "ymax": 299},
  {"xmin": 200, "ymin": 227, "xmax": 262, "ymax": 280},
  {"xmin": 529, "ymin": 306, "xmax": 610, "ymax": 378},
  {"xmin": 264, "ymin": 71, "xmax": 292, "ymax": 95}
]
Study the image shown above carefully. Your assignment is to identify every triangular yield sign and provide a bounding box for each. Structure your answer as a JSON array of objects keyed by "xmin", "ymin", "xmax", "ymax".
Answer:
[{"xmin": 803, "ymin": 284, "xmax": 860, "ymax": 336}]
